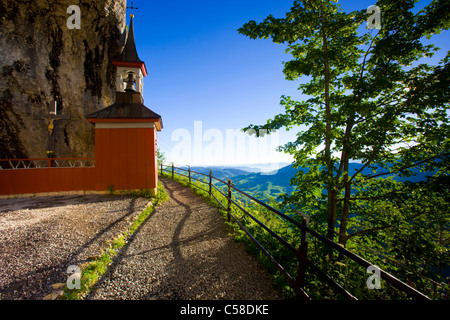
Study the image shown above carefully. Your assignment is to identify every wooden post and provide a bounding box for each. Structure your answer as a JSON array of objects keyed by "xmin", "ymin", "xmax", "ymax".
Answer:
[
  {"xmin": 171, "ymin": 163, "xmax": 174, "ymax": 179},
  {"xmin": 227, "ymin": 179, "xmax": 232, "ymax": 222},
  {"xmin": 208, "ymin": 170, "xmax": 212, "ymax": 199},
  {"xmin": 188, "ymin": 166, "xmax": 191, "ymax": 185},
  {"xmin": 160, "ymin": 163, "xmax": 163, "ymax": 176},
  {"xmin": 296, "ymin": 218, "xmax": 309, "ymax": 300}
]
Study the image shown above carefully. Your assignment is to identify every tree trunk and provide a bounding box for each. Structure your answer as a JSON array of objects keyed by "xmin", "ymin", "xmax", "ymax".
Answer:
[
  {"xmin": 327, "ymin": 190, "xmax": 337, "ymax": 241},
  {"xmin": 321, "ymin": 8, "xmax": 335, "ymax": 242},
  {"xmin": 338, "ymin": 155, "xmax": 351, "ymax": 247}
]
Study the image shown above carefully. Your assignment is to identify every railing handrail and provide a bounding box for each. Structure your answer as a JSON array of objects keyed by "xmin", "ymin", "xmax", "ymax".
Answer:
[
  {"xmin": 0, "ymin": 157, "xmax": 96, "ymax": 170},
  {"xmin": 159, "ymin": 163, "xmax": 432, "ymax": 300},
  {"xmin": 0, "ymin": 157, "xmax": 95, "ymax": 161}
]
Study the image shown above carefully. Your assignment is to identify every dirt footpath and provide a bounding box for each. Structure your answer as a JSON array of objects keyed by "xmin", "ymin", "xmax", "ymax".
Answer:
[{"xmin": 87, "ymin": 178, "xmax": 281, "ymax": 300}]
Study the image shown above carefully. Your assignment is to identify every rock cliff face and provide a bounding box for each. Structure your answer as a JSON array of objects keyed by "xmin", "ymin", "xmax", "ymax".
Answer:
[{"xmin": 0, "ymin": 0, "xmax": 126, "ymax": 159}]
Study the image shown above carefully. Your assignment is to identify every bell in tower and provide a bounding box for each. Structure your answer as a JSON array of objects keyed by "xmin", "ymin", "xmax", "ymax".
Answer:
[
  {"xmin": 125, "ymin": 72, "xmax": 136, "ymax": 92},
  {"xmin": 112, "ymin": 14, "xmax": 147, "ymax": 95}
]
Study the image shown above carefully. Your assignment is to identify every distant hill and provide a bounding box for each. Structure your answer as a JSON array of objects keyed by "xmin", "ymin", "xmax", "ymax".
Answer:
[
  {"xmin": 233, "ymin": 163, "xmax": 435, "ymax": 199},
  {"xmin": 231, "ymin": 165, "xmax": 297, "ymax": 199},
  {"xmin": 346, "ymin": 162, "xmax": 436, "ymax": 183},
  {"xmin": 183, "ymin": 163, "xmax": 292, "ymax": 181},
  {"xmin": 188, "ymin": 166, "xmax": 251, "ymax": 181},
  {"xmin": 179, "ymin": 162, "xmax": 436, "ymax": 200}
]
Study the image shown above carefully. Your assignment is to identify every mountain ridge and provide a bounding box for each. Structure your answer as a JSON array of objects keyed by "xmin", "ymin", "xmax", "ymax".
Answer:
[{"xmin": 182, "ymin": 162, "xmax": 436, "ymax": 200}]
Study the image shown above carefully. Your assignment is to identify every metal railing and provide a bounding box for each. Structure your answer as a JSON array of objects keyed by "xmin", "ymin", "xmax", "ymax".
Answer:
[
  {"xmin": 160, "ymin": 163, "xmax": 431, "ymax": 300},
  {"xmin": 0, "ymin": 158, "xmax": 95, "ymax": 170}
]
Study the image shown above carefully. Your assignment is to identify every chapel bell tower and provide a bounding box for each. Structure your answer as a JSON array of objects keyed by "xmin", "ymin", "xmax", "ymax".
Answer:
[
  {"xmin": 87, "ymin": 13, "xmax": 163, "ymax": 195},
  {"xmin": 112, "ymin": 14, "xmax": 147, "ymax": 94}
]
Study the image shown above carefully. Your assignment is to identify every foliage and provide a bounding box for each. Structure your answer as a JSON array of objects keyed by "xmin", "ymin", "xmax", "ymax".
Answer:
[
  {"xmin": 107, "ymin": 184, "xmax": 115, "ymax": 195},
  {"xmin": 157, "ymin": 148, "xmax": 166, "ymax": 166},
  {"xmin": 46, "ymin": 150, "xmax": 55, "ymax": 158},
  {"xmin": 238, "ymin": 0, "xmax": 449, "ymax": 298}
]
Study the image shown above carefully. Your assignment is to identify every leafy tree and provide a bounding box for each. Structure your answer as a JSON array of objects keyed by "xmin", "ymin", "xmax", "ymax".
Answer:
[
  {"xmin": 238, "ymin": 0, "xmax": 449, "ymax": 291},
  {"xmin": 157, "ymin": 148, "xmax": 166, "ymax": 166}
]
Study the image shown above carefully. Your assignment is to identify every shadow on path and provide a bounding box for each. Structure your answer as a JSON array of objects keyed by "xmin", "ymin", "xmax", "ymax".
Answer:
[
  {"xmin": 85, "ymin": 177, "xmax": 281, "ymax": 300},
  {"xmin": 0, "ymin": 195, "xmax": 146, "ymax": 299}
]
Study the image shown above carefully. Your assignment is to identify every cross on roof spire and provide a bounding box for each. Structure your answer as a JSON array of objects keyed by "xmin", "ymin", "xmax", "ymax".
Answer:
[{"xmin": 127, "ymin": 1, "xmax": 138, "ymax": 16}]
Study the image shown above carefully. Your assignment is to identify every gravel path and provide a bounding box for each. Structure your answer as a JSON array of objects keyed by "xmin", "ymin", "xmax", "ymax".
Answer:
[
  {"xmin": 87, "ymin": 178, "xmax": 281, "ymax": 300},
  {"xmin": 0, "ymin": 194, "xmax": 150, "ymax": 300},
  {"xmin": 0, "ymin": 178, "xmax": 281, "ymax": 300}
]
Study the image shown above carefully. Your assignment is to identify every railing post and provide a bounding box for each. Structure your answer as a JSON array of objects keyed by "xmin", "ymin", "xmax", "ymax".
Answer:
[
  {"xmin": 188, "ymin": 166, "xmax": 191, "ymax": 185},
  {"xmin": 296, "ymin": 218, "xmax": 309, "ymax": 300},
  {"xmin": 160, "ymin": 163, "xmax": 163, "ymax": 176},
  {"xmin": 171, "ymin": 163, "xmax": 174, "ymax": 179},
  {"xmin": 209, "ymin": 170, "xmax": 212, "ymax": 199},
  {"xmin": 227, "ymin": 179, "xmax": 232, "ymax": 222}
]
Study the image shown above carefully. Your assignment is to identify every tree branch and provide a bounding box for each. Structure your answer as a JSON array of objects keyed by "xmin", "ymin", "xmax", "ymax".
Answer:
[{"xmin": 347, "ymin": 225, "xmax": 391, "ymax": 239}]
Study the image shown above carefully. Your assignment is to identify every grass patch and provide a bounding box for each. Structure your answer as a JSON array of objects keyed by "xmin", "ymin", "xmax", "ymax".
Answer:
[{"xmin": 63, "ymin": 182, "xmax": 168, "ymax": 300}]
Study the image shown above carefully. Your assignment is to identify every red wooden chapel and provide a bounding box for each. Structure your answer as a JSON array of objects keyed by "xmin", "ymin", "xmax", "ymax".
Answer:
[
  {"xmin": 87, "ymin": 13, "xmax": 163, "ymax": 195},
  {"xmin": 0, "ymin": 14, "xmax": 163, "ymax": 197}
]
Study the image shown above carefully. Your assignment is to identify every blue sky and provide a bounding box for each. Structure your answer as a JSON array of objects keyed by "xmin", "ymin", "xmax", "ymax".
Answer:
[{"xmin": 128, "ymin": 0, "xmax": 449, "ymax": 167}]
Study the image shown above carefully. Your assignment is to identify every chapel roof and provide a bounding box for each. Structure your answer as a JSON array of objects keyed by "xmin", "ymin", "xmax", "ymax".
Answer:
[{"xmin": 116, "ymin": 15, "xmax": 143, "ymax": 64}]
